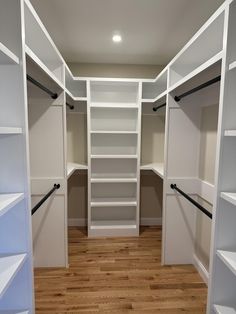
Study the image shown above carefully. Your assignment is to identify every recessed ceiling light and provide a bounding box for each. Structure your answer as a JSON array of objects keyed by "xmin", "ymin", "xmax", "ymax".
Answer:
[{"xmin": 112, "ymin": 34, "xmax": 122, "ymax": 43}]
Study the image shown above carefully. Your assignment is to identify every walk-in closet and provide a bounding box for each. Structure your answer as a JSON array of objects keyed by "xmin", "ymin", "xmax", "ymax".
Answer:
[{"xmin": 1, "ymin": 0, "xmax": 236, "ymax": 313}]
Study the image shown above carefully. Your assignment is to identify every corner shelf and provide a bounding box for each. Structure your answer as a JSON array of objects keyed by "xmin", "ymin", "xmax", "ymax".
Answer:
[
  {"xmin": 0, "ymin": 42, "xmax": 19, "ymax": 65},
  {"xmin": 0, "ymin": 193, "xmax": 24, "ymax": 218},
  {"xmin": 0, "ymin": 127, "xmax": 22, "ymax": 135},
  {"xmin": 217, "ymin": 250, "xmax": 236, "ymax": 277},
  {"xmin": 221, "ymin": 192, "xmax": 236, "ymax": 206},
  {"xmin": 214, "ymin": 305, "xmax": 236, "ymax": 314},
  {"xmin": 67, "ymin": 162, "xmax": 88, "ymax": 179},
  {"xmin": 140, "ymin": 163, "xmax": 164, "ymax": 179},
  {"xmin": 0, "ymin": 254, "xmax": 27, "ymax": 299}
]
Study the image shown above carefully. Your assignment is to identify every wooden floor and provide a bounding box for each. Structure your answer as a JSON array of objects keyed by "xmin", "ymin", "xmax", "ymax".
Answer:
[{"xmin": 34, "ymin": 226, "xmax": 207, "ymax": 313}]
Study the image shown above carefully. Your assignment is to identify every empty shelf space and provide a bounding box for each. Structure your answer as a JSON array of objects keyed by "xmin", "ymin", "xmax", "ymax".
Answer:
[
  {"xmin": 217, "ymin": 250, "xmax": 236, "ymax": 277},
  {"xmin": 0, "ymin": 127, "xmax": 22, "ymax": 135},
  {"xmin": 90, "ymin": 102, "xmax": 138, "ymax": 109},
  {"xmin": 90, "ymin": 130, "xmax": 138, "ymax": 134},
  {"xmin": 91, "ymin": 198, "xmax": 137, "ymax": 207},
  {"xmin": 142, "ymin": 90, "xmax": 167, "ymax": 104},
  {"xmin": 169, "ymin": 51, "xmax": 223, "ymax": 93},
  {"xmin": 0, "ymin": 254, "xmax": 27, "ymax": 299},
  {"xmin": 221, "ymin": 192, "xmax": 236, "ymax": 206},
  {"xmin": 224, "ymin": 130, "xmax": 236, "ymax": 137},
  {"xmin": 0, "ymin": 193, "xmax": 24, "ymax": 218},
  {"xmin": 140, "ymin": 163, "xmax": 164, "ymax": 179},
  {"xmin": 90, "ymin": 220, "xmax": 137, "ymax": 230},
  {"xmin": 91, "ymin": 155, "xmax": 138, "ymax": 159},
  {"xmin": 0, "ymin": 42, "xmax": 19, "ymax": 65},
  {"xmin": 25, "ymin": 45, "xmax": 64, "ymax": 90},
  {"xmin": 91, "ymin": 178, "xmax": 137, "ymax": 183},
  {"xmin": 67, "ymin": 162, "xmax": 88, "ymax": 179},
  {"xmin": 229, "ymin": 61, "xmax": 236, "ymax": 71},
  {"xmin": 214, "ymin": 305, "xmax": 236, "ymax": 314}
]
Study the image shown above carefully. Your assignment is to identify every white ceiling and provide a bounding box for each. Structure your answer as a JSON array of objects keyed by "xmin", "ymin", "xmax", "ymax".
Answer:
[{"xmin": 30, "ymin": 0, "xmax": 225, "ymax": 65}]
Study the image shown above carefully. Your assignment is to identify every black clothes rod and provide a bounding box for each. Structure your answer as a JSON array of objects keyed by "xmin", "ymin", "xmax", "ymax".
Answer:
[
  {"xmin": 31, "ymin": 184, "xmax": 60, "ymax": 216},
  {"xmin": 27, "ymin": 74, "xmax": 58, "ymax": 99},
  {"xmin": 66, "ymin": 102, "xmax": 74, "ymax": 110},
  {"xmin": 153, "ymin": 103, "xmax": 166, "ymax": 112},
  {"xmin": 174, "ymin": 75, "xmax": 221, "ymax": 102},
  {"xmin": 170, "ymin": 184, "xmax": 212, "ymax": 219}
]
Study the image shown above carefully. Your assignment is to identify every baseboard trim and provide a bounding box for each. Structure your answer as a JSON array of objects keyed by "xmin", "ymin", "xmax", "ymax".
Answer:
[
  {"xmin": 193, "ymin": 254, "xmax": 209, "ymax": 285},
  {"xmin": 68, "ymin": 217, "xmax": 162, "ymax": 227}
]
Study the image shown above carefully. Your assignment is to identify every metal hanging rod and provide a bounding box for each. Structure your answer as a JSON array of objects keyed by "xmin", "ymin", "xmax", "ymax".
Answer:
[
  {"xmin": 153, "ymin": 103, "xmax": 166, "ymax": 112},
  {"xmin": 31, "ymin": 184, "xmax": 60, "ymax": 216},
  {"xmin": 27, "ymin": 74, "xmax": 58, "ymax": 99},
  {"xmin": 170, "ymin": 184, "xmax": 212, "ymax": 219},
  {"xmin": 174, "ymin": 75, "xmax": 221, "ymax": 102},
  {"xmin": 66, "ymin": 102, "xmax": 74, "ymax": 110}
]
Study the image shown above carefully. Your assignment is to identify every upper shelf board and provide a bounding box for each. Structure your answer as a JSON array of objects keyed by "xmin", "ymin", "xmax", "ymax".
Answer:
[
  {"xmin": 0, "ymin": 193, "xmax": 24, "ymax": 218},
  {"xmin": 0, "ymin": 42, "xmax": 19, "ymax": 65},
  {"xmin": 140, "ymin": 163, "xmax": 164, "ymax": 179},
  {"xmin": 67, "ymin": 162, "xmax": 88, "ymax": 179}
]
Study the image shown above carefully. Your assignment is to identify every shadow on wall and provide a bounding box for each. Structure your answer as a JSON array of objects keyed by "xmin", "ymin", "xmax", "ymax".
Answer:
[{"xmin": 140, "ymin": 171, "xmax": 163, "ymax": 222}]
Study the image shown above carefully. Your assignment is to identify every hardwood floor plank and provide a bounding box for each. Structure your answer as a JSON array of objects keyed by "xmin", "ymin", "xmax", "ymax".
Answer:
[{"xmin": 35, "ymin": 226, "xmax": 207, "ymax": 313}]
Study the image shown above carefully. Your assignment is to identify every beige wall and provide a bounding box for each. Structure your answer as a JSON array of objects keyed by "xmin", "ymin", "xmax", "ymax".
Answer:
[
  {"xmin": 68, "ymin": 63, "xmax": 163, "ymax": 79},
  {"xmin": 195, "ymin": 103, "xmax": 219, "ymax": 271},
  {"xmin": 141, "ymin": 114, "xmax": 165, "ymax": 164},
  {"xmin": 199, "ymin": 104, "xmax": 219, "ymax": 184}
]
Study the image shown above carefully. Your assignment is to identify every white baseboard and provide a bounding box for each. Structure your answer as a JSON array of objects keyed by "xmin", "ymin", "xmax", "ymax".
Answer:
[
  {"xmin": 68, "ymin": 217, "xmax": 162, "ymax": 227},
  {"xmin": 193, "ymin": 254, "xmax": 209, "ymax": 285}
]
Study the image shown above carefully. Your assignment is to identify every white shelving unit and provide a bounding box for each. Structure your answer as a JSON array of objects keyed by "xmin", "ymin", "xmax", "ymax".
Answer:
[
  {"xmin": 0, "ymin": 0, "xmax": 34, "ymax": 312},
  {"xmin": 88, "ymin": 80, "xmax": 141, "ymax": 237},
  {"xmin": 208, "ymin": 1, "xmax": 236, "ymax": 312}
]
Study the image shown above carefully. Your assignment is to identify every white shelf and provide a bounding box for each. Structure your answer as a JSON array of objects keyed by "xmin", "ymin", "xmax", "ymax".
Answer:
[
  {"xmin": 229, "ymin": 61, "xmax": 236, "ymax": 71},
  {"xmin": 217, "ymin": 250, "xmax": 236, "ymax": 276},
  {"xmin": 0, "ymin": 127, "xmax": 22, "ymax": 135},
  {"xmin": 67, "ymin": 162, "xmax": 88, "ymax": 179},
  {"xmin": 25, "ymin": 45, "xmax": 64, "ymax": 90},
  {"xmin": 140, "ymin": 163, "xmax": 164, "ymax": 179},
  {"xmin": 90, "ymin": 130, "xmax": 138, "ymax": 134},
  {"xmin": 90, "ymin": 102, "xmax": 138, "ymax": 109},
  {"xmin": 0, "ymin": 193, "xmax": 24, "ymax": 218},
  {"xmin": 142, "ymin": 90, "xmax": 167, "ymax": 104},
  {"xmin": 90, "ymin": 220, "xmax": 137, "ymax": 230},
  {"xmin": 91, "ymin": 155, "xmax": 138, "ymax": 159},
  {"xmin": 91, "ymin": 198, "xmax": 137, "ymax": 207},
  {"xmin": 91, "ymin": 178, "xmax": 137, "ymax": 183},
  {"xmin": 169, "ymin": 51, "xmax": 223, "ymax": 93},
  {"xmin": 0, "ymin": 254, "xmax": 27, "ymax": 299},
  {"xmin": 0, "ymin": 42, "xmax": 19, "ymax": 65},
  {"xmin": 224, "ymin": 130, "xmax": 236, "ymax": 137},
  {"xmin": 221, "ymin": 192, "xmax": 236, "ymax": 206},
  {"xmin": 214, "ymin": 305, "xmax": 236, "ymax": 314}
]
